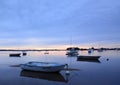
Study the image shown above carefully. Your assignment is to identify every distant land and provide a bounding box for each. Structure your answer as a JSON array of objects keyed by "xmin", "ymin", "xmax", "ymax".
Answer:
[{"xmin": 0, "ymin": 47, "xmax": 120, "ymax": 51}]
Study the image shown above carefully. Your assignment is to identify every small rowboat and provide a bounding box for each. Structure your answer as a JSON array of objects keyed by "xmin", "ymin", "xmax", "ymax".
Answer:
[
  {"xmin": 77, "ymin": 58, "xmax": 101, "ymax": 63},
  {"xmin": 77, "ymin": 55, "xmax": 101, "ymax": 60},
  {"xmin": 9, "ymin": 53, "xmax": 21, "ymax": 57},
  {"xmin": 20, "ymin": 62, "xmax": 67, "ymax": 72}
]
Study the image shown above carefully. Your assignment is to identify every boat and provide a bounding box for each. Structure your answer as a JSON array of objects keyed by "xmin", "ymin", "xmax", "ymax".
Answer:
[
  {"xmin": 9, "ymin": 53, "xmax": 21, "ymax": 57},
  {"xmin": 66, "ymin": 52, "xmax": 79, "ymax": 56},
  {"xmin": 66, "ymin": 47, "xmax": 79, "ymax": 56},
  {"xmin": 77, "ymin": 58, "xmax": 101, "ymax": 63},
  {"xmin": 44, "ymin": 51, "xmax": 49, "ymax": 54},
  {"xmin": 77, "ymin": 55, "xmax": 101, "ymax": 60},
  {"xmin": 20, "ymin": 70, "xmax": 68, "ymax": 83},
  {"xmin": 23, "ymin": 52, "xmax": 27, "ymax": 56},
  {"xmin": 22, "ymin": 51, "xmax": 27, "ymax": 56},
  {"xmin": 20, "ymin": 61, "xmax": 67, "ymax": 72},
  {"xmin": 97, "ymin": 49, "xmax": 103, "ymax": 52},
  {"xmin": 87, "ymin": 48, "xmax": 94, "ymax": 54}
]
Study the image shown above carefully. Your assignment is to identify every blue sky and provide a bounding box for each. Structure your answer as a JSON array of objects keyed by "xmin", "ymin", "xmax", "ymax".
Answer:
[{"xmin": 0, "ymin": 0, "xmax": 120, "ymax": 49}]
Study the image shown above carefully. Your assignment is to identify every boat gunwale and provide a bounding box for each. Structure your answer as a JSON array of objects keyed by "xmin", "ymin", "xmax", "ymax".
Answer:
[{"xmin": 21, "ymin": 62, "xmax": 66, "ymax": 68}]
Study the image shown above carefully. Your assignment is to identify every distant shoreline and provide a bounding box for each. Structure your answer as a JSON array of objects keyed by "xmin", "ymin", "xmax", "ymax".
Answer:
[{"xmin": 0, "ymin": 48, "xmax": 120, "ymax": 51}]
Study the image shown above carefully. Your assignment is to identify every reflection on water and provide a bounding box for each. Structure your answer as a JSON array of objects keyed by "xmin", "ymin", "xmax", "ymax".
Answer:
[
  {"xmin": 0, "ymin": 51, "xmax": 120, "ymax": 85},
  {"xmin": 20, "ymin": 70, "xmax": 68, "ymax": 83}
]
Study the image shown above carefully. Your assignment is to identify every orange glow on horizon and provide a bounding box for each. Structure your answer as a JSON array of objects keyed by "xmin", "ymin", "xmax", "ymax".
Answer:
[
  {"xmin": 0, "ymin": 45, "xmax": 87, "ymax": 50},
  {"xmin": 0, "ymin": 43, "xmax": 119, "ymax": 50}
]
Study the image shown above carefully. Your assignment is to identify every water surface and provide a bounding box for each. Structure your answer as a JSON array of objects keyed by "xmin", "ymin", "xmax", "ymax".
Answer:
[{"xmin": 0, "ymin": 51, "xmax": 120, "ymax": 85}]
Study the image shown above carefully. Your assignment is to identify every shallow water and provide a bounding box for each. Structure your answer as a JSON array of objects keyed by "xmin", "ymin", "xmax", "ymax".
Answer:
[{"xmin": 0, "ymin": 50, "xmax": 120, "ymax": 85}]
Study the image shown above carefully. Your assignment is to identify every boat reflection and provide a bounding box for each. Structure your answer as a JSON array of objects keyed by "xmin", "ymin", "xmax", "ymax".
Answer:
[
  {"xmin": 77, "ymin": 58, "xmax": 101, "ymax": 63},
  {"xmin": 20, "ymin": 70, "xmax": 68, "ymax": 83}
]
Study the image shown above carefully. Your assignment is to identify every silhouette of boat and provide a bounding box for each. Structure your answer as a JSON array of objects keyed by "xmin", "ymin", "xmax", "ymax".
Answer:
[
  {"xmin": 22, "ymin": 52, "xmax": 27, "ymax": 56},
  {"xmin": 77, "ymin": 58, "xmax": 101, "ymax": 63},
  {"xmin": 9, "ymin": 53, "xmax": 21, "ymax": 57},
  {"xmin": 77, "ymin": 55, "xmax": 101, "ymax": 60},
  {"xmin": 20, "ymin": 70, "xmax": 68, "ymax": 83}
]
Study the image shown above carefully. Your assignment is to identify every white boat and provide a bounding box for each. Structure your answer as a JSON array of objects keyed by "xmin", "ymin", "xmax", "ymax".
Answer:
[
  {"xmin": 66, "ymin": 47, "xmax": 79, "ymax": 56},
  {"xmin": 66, "ymin": 52, "xmax": 79, "ymax": 56},
  {"xmin": 88, "ymin": 48, "xmax": 94, "ymax": 54},
  {"xmin": 20, "ymin": 62, "xmax": 67, "ymax": 72}
]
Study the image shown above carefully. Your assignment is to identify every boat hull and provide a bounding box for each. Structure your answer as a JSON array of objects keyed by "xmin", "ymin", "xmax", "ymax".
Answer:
[
  {"xmin": 77, "ymin": 58, "xmax": 101, "ymax": 63},
  {"xmin": 9, "ymin": 53, "xmax": 21, "ymax": 57},
  {"xmin": 21, "ymin": 62, "xmax": 66, "ymax": 72},
  {"xmin": 77, "ymin": 55, "xmax": 100, "ymax": 60}
]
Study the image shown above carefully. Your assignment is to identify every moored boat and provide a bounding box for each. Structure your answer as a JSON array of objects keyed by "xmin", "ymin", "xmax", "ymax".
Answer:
[
  {"xmin": 23, "ymin": 52, "xmax": 27, "ymax": 56},
  {"xmin": 77, "ymin": 55, "xmax": 101, "ymax": 60},
  {"xmin": 20, "ymin": 62, "xmax": 67, "ymax": 72},
  {"xmin": 77, "ymin": 58, "xmax": 101, "ymax": 63},
  {"xmin": 44, "ymin": 51, "xmax": 49, "ymax": 54},
  {"xmin": 66, "ymin": 52, "xmax": 79, "ymax": 56},
  {"xmin": 66, "ymin": 47, "xmax": 79, "ymax": 56},
  {"xmin": 9, "ymin": 53, "xmax": 21, "ymax": 57}
]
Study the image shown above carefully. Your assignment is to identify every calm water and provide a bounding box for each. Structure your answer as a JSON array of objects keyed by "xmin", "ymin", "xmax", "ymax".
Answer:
[{"xmin": 0, "ymin": 51, "xmax": 120, "ymax": 85}]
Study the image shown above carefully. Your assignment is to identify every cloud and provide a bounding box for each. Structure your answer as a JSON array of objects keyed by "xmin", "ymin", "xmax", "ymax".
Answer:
[{"xmin": 0, "ymin": 0, "xmax": 120, "ymax": 48}]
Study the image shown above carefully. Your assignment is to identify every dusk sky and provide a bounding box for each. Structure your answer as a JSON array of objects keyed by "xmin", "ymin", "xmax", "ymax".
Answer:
[{"xmin": 0, "ymin": 0, "xmax": 120, "ymax": 49}]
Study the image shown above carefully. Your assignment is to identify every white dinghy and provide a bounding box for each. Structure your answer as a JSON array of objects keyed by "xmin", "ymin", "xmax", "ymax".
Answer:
[{"xmin": 20, "ymin": 62, "xmax": 67, "ymax": 72}]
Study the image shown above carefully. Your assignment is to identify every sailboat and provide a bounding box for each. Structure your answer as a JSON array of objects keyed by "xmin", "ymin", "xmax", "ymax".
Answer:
[
  {"xmin": 66, "ymin": 47, "xmax": 79, "ymax": 56},
  {"xmin": 66, "ymin": 37, "xmax": 79, "ymax": 56}
]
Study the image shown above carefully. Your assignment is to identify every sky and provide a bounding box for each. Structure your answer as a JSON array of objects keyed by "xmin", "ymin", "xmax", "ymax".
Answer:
[{"xmin": 0, "ymin": 0, "xmax": 120, "ymax": 49}]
